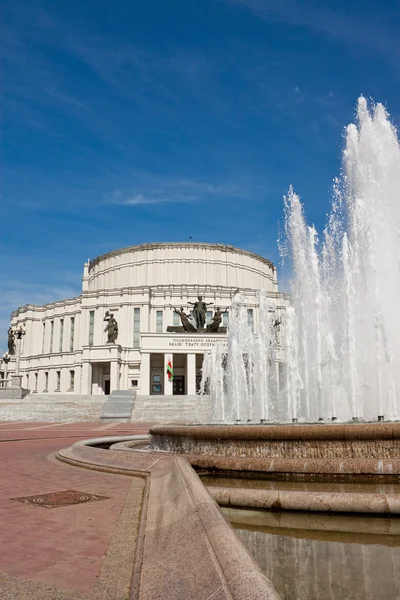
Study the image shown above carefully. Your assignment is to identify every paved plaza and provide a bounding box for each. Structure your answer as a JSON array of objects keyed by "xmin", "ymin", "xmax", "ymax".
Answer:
[{"xmin": 0, "ymin": 421, "xmax": 151, "ymax": 600}]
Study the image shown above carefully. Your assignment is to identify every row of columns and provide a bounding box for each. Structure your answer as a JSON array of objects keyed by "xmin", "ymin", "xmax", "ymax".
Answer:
[
  {"xmin": 81, "ymin": 361, "xmax": 121, "ymax": 395},
  {"xmin": 140, "ymin": 353, "xmax": 197, "ymax": 396},
  {"xmin": 81, "ymin": 352, "xmax": 198, "ymax": 395}
]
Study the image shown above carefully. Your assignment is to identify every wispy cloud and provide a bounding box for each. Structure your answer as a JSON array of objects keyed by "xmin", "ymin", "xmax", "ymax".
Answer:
[
  {"xmin": 109, "ymin": 193, "xmax": 193, "ymax": 206},
  {"xmin": 44, "ymin": 87, "xmax": 89, "ymax": 110},
  {"xmin": 222, "ymin": 0, "xmax": 400, "ymax": 66},
  {"xmin": 106, "ymin": 175, "xmax": 250, "ymax": 207},
  {"xmin": 65, "ymin": 35, "xmax": 211, "ymax": 91}
]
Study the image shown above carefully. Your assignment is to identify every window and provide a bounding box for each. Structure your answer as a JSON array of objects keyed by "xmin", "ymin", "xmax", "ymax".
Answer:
[
  {"xmin": 55, "ymin": 371, "xmax": 61, "ymax": 391},
  {"xmin": 156, "ymin": 310, "xmax": 163, "ymax": 333},
  {"xmin": 70, "ymin": 317, "xmax": 75, "ymax": 351},
  {"xmin": 223, "ymin": 312, "xmax": 229, "ymax": 327},
  {"xmin": 247, "ymin": 309, "xmax": 254, "ymax": 331},
  {"xmin": 206, "ymin": 311, "xmax": 213, "ymax": 326},
  {"xmin": 44, "ymin": 371, "xmax": 49, "ymax": 391},
  {"xmin": 89, "ymin": 311, "xmax": 95, "ymax": 346},
  {"xmin": 34, "ymin": 373, "xmax": 38, "ymax": 392},
  {"xmin": 49, "ymin": 320, "xmax": 54, "ymax": 353},
  {"xmin": 42, "ymin": 322, "xmax": 46, "ymax": 354},
  {"xmin": 133, "ymin": 308, "xmax": 140, "ymax": 347},
  {"xmin": 131, "ymin": 379, "xmax": 138, "ymax": 387},
  {"xmin": 173, "ymin": 311, "xmax": 180, "ymax": 326},
  {"xmin": 59, "ymin": 319, "xmax": 64, "ymax": 352},
  {"xmin": 69, "ymin": 370, "xmax": 75, "ymax": 390}
]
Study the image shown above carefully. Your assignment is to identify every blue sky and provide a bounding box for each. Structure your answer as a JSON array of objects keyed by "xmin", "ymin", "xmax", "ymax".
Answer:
[{"xmin": 1, "ymin": 0, "xmax": 400, "ymax": 350}]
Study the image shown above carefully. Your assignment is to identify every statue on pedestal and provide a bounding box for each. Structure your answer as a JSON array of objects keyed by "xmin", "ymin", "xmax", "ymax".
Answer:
[
  {"xmin": 187, "ymin": 296, "xmax": 214, "ymax": 331},
  {"xmin": 8, "ymin": 327, "xmax": 15, "ymax": 355},
  {"xmin": 104, "ymin": 312, "xmax": 118, "ymax": 343}
]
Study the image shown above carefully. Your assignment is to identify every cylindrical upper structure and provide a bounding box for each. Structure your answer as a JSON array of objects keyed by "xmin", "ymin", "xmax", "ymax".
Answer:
[{"xmin": 87, "ymin": 243, "xmax": 277, "ymax": 292}]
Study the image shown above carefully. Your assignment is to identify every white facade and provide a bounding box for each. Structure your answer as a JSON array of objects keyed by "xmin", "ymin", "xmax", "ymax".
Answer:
[{"xmin": 2, "ymin": 242, "xmax": 285, "ymax": 396}]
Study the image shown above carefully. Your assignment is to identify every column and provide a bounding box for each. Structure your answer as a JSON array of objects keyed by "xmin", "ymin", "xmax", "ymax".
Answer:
[
  {"xmin": 110, "ymin": 361, "xmax": 120, "ymax": 393},
  {"xmin": 74, "ymin": 365, "xmax": 82, "ymax": 394},
  {"xmin": 60, "ymin": 368, "xmax": 68, "ymax": 393},
  {"xmin": 186, "ymin": 353, "xmax": 196, "ymax": 395},
  {"xmin": 81, "ymin": 362, "xmax": 92, "ymax": 395},
  {"xmin": 123, "ymin": 363, "xmax": 129, "ymax": 390},
  {"xmin": 164, "ymin": 353, "xmax": 173, "ymax": 396},
  {"xmin": 15, "ymin": 337, "xmax": 22, "ymax": 375},
  {"xmin": 140, "ymin": 353, "xmax": 150, "ymax": 395}
]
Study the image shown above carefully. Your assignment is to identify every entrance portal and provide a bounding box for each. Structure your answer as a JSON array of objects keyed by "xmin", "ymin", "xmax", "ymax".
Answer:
[{"xmin": 173, "ymin": 376, "xmax": 185, "ymax": 395}]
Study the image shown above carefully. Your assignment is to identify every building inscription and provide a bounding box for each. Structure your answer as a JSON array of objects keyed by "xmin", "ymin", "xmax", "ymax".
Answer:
[{"xmin": 168, "ymin": 337, "xmax": 227, "ymax": 349}]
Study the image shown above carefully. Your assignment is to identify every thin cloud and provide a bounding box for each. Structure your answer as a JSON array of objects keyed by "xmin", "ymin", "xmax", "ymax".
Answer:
[
  {"xmin": 44, "ymin": 87, "xmax": 89, "ymax": 110},
  {"xmin": 109, "ymin": 193, "xmax": 193, "ymax": 206},
  {"xmin": 171, "ymin": 179, "xmax": 248, "ymax": 197},
  {"xmin": 222, "ymin": 0, "xmax": 400, "ymax": 66},
  {"xmin": 106, "ymin": 176, "xmax": 250, "ymax": 207}
]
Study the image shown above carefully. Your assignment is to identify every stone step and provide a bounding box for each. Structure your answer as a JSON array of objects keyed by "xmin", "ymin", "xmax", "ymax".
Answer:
[
  {"xmin": 101, "ymin": 389, "xmax": 136, "ymax": 421},
  {"xmin": 0, "ymin": 393, "xmax": 107, "ymax": 422},
  {"xmin": 132, "ymin": 394, "xmax": 211, "ymax": 423}
]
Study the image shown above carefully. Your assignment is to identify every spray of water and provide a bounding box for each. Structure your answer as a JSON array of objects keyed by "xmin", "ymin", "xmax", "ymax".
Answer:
[{"xmin": 204, "ymin": 97, "xmax": 400, "ymax": 423}]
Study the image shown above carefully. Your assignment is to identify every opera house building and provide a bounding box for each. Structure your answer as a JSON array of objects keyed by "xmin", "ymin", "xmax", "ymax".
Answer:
[{"xmin": 2, "ymin": 242, "xmax": 284, "ymax": 397}]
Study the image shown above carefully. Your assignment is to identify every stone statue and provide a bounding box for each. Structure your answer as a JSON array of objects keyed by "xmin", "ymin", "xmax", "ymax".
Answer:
[
  {"xmin": 207, "ymin": 307, "xmax": 228, "ymax": 333},
  {"xmin": 187, "ymin": 296, "xmax": 214, "ymax": 331},
  {"xmin": 7, "ymin": 327, "xmax": 15, "ymax": 355},
  {"xmin": 173, "ymin": 307, "xmax": 197, "ymax": 332},
  {"xmin": 104, "ymin": 311, "xmax": 118, "ymax": 343}
]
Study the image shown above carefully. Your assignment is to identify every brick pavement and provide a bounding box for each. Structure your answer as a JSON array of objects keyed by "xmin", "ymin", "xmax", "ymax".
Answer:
[{"xmin": 0, "ymin": 422, "xmax": 150, "ymax": 600}]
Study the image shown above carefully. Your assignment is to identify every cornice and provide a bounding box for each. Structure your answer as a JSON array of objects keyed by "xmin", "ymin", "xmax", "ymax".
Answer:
[
  {"xmin": 89, "ymin": 242, "xmax": 275, "ymax": 271},
  {"xmin": 11, "ymin": 297, "xmax": 82, "ymax": 318}
]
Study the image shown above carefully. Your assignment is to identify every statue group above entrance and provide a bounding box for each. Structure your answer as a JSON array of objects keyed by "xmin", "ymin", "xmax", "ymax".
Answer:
[{"xmin": 171, "ymin": 296, "xmax": 229, "ymax": 333}]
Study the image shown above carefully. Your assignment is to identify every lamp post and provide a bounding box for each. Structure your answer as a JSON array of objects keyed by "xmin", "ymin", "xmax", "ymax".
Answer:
[
  {"xmin": 10, "ymin": 324, "xmax": 26, "ymax": 389},
  {"xmin": 2, "ymin": 352, "xmax": 10, "ymax": 387}
]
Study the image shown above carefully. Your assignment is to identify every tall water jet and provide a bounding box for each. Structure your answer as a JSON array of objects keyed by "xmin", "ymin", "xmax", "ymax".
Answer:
[{"xmin": 204, "ymin": 96, "xmax": 400, "ymax": 423}]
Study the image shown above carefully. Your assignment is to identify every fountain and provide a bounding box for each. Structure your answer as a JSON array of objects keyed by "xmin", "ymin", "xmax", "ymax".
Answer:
[
  {"xmin": 150, "ymin": 97, "xmax": 400, "ymax": 478},
  {"xmin": 201, "ymin": 96, "xmax": 400, "ymax": 425}
]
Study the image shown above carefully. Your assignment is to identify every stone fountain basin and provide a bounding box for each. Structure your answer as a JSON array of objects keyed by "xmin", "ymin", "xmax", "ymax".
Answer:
[
  {"xmin": 57, "ymin": 421, "xmax": 400, "ymax": 519},
  {"xmin": 149, "ymin": 422, "xmax": 400, "ymax": 476}
]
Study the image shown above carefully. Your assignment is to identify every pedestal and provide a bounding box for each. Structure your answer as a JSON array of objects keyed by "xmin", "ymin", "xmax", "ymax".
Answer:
[{"xmin": 10, "ymin": 374, "xmax": 23, "ymax": 388}]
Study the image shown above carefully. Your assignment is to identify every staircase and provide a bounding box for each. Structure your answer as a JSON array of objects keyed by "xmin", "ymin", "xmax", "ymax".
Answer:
[
  {"xmin": 0, "ymin": 394, "xmax": 107, "ymax": 422},
  {"xmin": 101, "ymin": 389, "xmax": 136, "ymax": 421},
  {"xmin": 131, "ymin": 394, "xmax": 211, "ymax": 423}
]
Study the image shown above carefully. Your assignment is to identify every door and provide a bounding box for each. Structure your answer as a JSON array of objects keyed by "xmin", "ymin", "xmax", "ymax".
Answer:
[
  {"xmin": 104, "ymin": 379, "xmax": 110, "ymax": 395},
  {"xmin": 173, "ymin": 376, "xmax": 185, "ymax": 395}
]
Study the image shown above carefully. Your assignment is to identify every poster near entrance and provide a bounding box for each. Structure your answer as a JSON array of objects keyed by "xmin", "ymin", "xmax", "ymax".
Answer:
[{"xmin": 173, "ymin": 376, "xmax": 185, "ymax": 395}]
